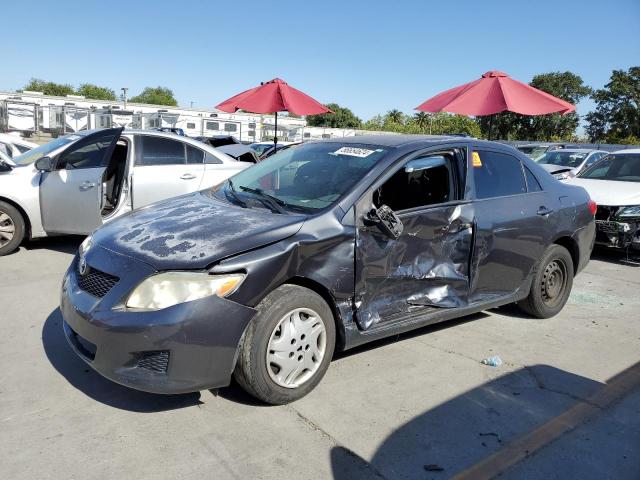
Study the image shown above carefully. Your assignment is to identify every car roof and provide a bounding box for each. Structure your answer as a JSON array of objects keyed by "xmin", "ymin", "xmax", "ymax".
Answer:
[
  {"xmin": 310, "ymin": 134, "xmax": 466, "ymax": 147},
  {"xmin": 612, "ymin": 148, "xmax": 640, "ymax": 154},
  {"xmin": 544, "ymin": 148, "xmax": 602, "ymax": 153}
]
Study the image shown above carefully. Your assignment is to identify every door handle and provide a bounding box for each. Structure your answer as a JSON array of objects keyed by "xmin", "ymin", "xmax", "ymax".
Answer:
[
  {"xmin": 180, "ymin": 173, "xmax": 197, "ymax": 180},
  {"xmin": 537, "ymin": 206, "xmax": 554, "ymax": 217},
  {"xmin": 80, "ymin": 181, "xmax": 96, "ymax": 190}
]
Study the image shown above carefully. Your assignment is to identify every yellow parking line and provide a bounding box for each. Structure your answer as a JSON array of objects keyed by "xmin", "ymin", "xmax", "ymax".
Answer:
[{"xmin": 453, "ymin": 362, "xmax": 640, "ymax": 480}]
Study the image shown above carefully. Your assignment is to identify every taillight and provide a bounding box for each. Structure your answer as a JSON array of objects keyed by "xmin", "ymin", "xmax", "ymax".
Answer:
[{"xmin": 588, "ymin": 199, "xmax": 597, "ymax": 216}]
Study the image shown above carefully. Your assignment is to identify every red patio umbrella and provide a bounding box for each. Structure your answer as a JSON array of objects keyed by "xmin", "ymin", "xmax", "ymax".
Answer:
[
  {"xmin": 216, "ymin": 78, "xmax": 333, "ymax": 146},
  {"xmin": 415, "ymin": 71, "xmax": 575, "ymax": 139}
]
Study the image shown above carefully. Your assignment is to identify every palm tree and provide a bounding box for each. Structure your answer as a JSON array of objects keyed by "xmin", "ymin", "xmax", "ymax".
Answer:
[
  {"xmin": 385, "ymin": 109, "xmax": 404, "ymax": 124},
  {"xmin": 414, "ymin": 112, "xmax": 431, "ymax": 132}
]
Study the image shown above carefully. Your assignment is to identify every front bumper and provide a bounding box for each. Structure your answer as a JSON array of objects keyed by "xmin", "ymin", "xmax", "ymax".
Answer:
[
  {"xmin": 60, "ymin": 245, "xmax": 257, "ymax": 394},
  {"xmin": 595, "ymin": 219, "xmax": 640, "ymax": 251}
]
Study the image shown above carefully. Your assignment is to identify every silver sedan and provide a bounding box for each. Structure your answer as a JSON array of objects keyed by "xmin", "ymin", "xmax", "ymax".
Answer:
[{"xmin": 0, "ymin": 128, "xmax": 252, "ymax": 255}]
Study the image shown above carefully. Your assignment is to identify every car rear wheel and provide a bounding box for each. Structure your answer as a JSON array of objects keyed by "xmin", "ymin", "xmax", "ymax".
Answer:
[
  {"xmin": 518, "ymin": 244, "xmax": 574, "ymax": 318},
  {"xmin": 0, "ymin": 201, "xmax": 25, "ymax": 256},
  {"xmin": 234, "ymin": 284, "xmax": 336, "ymax": 405}
]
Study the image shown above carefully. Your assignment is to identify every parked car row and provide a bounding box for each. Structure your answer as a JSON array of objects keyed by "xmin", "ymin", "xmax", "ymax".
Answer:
[{"xmin": 3, "ymin": 128, "xmax": 637, "ymax": 405}]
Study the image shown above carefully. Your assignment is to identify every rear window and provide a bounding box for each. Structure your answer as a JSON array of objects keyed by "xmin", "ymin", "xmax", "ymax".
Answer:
[
  {"xmin": 473, "ymin": 150, "xmax": 526, "ymax": 199},
  {"xmin": 138, "ymin": 136, "xmax": 186, "ymax": 166}
]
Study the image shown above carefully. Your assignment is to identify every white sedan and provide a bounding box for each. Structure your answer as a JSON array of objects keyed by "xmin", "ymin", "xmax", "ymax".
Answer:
[
  {"xmin": 0, "ymin": 128, "xmax": 252, "ymax": 255},
  {"xmin": 567, "ymin": 149, "xmax": 640, "ymax": 252}
]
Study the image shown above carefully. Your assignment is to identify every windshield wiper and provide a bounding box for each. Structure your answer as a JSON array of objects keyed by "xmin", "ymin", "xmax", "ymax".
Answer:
[
  {"xmin": 238, "ymin": 185, "xmax": 287, "ymax": 214},
  {"xmin": 226, "ymin": 180, "xmax": 248, "ymax": 208}
]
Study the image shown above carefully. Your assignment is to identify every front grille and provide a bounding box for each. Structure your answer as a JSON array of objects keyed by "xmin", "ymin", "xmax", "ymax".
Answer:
[
  {"xmin": 596, "ymin": 220, "xmax": 620, "ymax": 234},
  {"xmin": 135, "ymin": 351, "xmax": 170, "ymax": 374},
  {"xmin": 77, "ymin": 267, "xmax": 119, "ymax": 298}
]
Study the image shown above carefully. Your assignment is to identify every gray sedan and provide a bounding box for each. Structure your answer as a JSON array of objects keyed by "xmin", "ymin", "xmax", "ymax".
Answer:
[{"xmin": 0, "ymin": 128, "xmax": 251, "ymax": 255}]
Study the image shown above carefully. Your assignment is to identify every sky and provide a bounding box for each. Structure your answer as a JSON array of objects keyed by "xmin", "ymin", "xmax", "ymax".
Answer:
[{"xmin": 3, "ymin": 0, "xmax": 639, "ymax": 126}]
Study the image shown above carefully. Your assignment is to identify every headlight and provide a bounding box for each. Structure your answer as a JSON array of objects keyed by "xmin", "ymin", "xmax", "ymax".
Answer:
[
  {"xmin": 125, "ymin": 272, "xmax": 245, "ymax": 311},
  {"xmin": 617, "ymin": 205, "xmax": 640, "ymax": 218},
  {"xmin": 79, "ymin": 235, "xmax": 92, "ymax": 255}
]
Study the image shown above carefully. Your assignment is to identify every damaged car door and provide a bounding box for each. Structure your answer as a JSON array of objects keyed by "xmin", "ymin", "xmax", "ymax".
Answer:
[{"xmin": 354, "ymin": 148, "xmax": 474, "ymax": 329}]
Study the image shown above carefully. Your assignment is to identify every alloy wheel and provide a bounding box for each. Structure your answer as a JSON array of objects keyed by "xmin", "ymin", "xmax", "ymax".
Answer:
[
  {"xmin": 0, "ymin": 211, "xmax": 15, "ymax": 248},
  {"xmin": 266, "ymin": 307, "xmax": 327, "ymax": 389}
]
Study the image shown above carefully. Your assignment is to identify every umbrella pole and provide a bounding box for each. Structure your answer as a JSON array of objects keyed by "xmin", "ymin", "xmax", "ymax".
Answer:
[
  {"xmin": 274, "ymin": 111, "xmax": 278, "ymax": 147},
  {"xmin": 488, "ymin": 114, "xmax": 493, "ymax": 141}
]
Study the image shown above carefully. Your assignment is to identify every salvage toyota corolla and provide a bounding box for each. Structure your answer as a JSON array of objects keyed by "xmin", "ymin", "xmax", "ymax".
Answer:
[{"xmin": 61, "ymin": 136, "xmax": 596, "ymax": 404}]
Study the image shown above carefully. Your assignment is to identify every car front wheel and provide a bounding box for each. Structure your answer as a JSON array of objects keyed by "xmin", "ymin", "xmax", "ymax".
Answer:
[
  {"xmin": 234, "ymin": 284, "xmax": 336, "ymax": 405},
  {"xmin": 0, "ymin": 201, "xmax": 25, "ymax": 256},
  {"xmin": 518, "ymin": 244, "xmax": 574, "ymax": 318}
]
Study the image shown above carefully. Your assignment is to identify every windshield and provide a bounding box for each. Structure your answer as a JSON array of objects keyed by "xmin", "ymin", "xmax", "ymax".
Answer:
[
  {"xmin": 11, "ymin": 136, "xmax": 77, "ymax": 166},
  {"xmin": 219, "ymin": 142, "xmax": 389, "ymax": 213},
  {"xmin": 578, "ymin": 153, "xmax": 640, "ymax": 182},
  {"xmin": 250, "ymin": 143, "xmax": 275, "ymax": 155},
  {"xmin": 536, "ymin": 151, "xmax": 588, "ymax": 168}
]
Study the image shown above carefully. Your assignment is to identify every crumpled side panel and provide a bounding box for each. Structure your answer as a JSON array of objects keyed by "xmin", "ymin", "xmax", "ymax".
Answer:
[{"xmin": 355, "ymin": 204, "xmax": 474, "ymax": 330}]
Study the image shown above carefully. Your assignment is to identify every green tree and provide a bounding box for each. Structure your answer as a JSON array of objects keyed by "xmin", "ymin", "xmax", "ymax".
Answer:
[
  {"xmin": 413, "ymin": 112, "xmax": 431, "ymax": 131},
  {"xmin": 76, "ymin": 83, "xmax": 116, "ymax": 100},
  {"xmin": 477, "ymin": 71, "xmax": 591, "ymax": 141},
  {"xmin": 385, "ymin": 109, "xmax": 404, "ymax": 124},
  {"xmin": 306, "ymin": 103, "xmax": 361, "ymax": 128},
  {"xmin": 585, "ymin": 67, "xmax": 640, "ymax": 143},
  {"xmin": 363, "ymin": 111, "xmax": 480, "ymax": 137},
  {"xmin": 129, "ymin": 86, "xmax": 178, "ymax": 106},
  {"xmin": 22, "ymin": 78, "xmax": 75, "ymax": 96}
]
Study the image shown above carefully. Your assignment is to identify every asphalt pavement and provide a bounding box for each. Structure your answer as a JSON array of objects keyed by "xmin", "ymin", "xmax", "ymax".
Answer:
[{"xmin": 1, "ymin": 237, "xmax": 639, "ymax": 480}]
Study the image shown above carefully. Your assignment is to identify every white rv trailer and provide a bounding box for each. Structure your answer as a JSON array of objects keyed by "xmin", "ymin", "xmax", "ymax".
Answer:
[
  {"xmin": 0, "ymin": 100, "xmax": 37, "ymax": 133},
  {"xmin": 0, "ymin": 90, "xmax": 306, "ymax": 141}
]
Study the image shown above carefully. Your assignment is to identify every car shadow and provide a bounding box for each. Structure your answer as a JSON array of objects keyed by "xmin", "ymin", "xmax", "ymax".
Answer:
[
  {"xmin": 42, "ymin": 308, "xmax": 203, "ymax": 412},
  {"xmin": 591, "ymin": 247, "xmax": 640, "ymax": 267},
  {"xmin": 24, "ymin": 235, "xmax": 84, "ymax": 254},
  {"xmin": 329, "ymin": 364, "xmax": 636, "ymax": 479}
]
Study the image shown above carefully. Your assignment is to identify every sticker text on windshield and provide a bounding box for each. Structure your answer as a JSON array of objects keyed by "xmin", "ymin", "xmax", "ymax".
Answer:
[{"xmin": 332, "ymin": 147, "xmax": 376, "ymax": 158}]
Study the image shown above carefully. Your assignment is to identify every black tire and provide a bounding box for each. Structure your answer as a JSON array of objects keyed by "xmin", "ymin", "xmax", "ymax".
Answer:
[
  {"xmin": 518, "ymin": 244, "xmax": 574, "ymax": 319},
  {"xmin": 0, "ymin": 201, "xmax": 25, "ymax": 256},
  {"xmin": 234, "ymin": 284, "xmax": 336, "ymax": 405}
]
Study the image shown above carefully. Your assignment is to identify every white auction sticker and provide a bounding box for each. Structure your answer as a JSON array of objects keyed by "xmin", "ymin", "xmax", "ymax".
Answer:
[{"xmin": 332, "ymin": 147, "xmax": 376, "ymax": 157}]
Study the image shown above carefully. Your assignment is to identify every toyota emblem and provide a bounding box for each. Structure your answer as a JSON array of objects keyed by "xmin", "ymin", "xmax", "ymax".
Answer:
[{"xmin": 78, "ymin": 256, "xmax": 88, "ymax": 276}]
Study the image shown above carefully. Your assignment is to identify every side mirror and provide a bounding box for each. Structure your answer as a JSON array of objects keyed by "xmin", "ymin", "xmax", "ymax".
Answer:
[
  {"xmin": 35, "ymin": 156, "xmax": 54, "ymax": 172},
  {"xmin": 405, "ymin": 156, "xmax": 446, "ymax": 173},
  {"xmin": 364, "ymin": 205, "xmax": 403, "ymax": 239}
]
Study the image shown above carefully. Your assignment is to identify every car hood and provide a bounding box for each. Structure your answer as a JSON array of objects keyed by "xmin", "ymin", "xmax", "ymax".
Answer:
[
  {"xmin": 92, "ymin": 191, "xmax": 307, "ymax": 270},
  {"xmin": 566, "ymin": 178, "xmax": 640, "ymax": 206}
]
